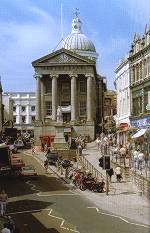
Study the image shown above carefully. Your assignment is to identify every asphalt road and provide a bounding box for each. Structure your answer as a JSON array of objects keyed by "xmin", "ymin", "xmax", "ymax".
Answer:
[{"xmin": 0, "ymin": 151, "xmax": 149, "ymax": 233}]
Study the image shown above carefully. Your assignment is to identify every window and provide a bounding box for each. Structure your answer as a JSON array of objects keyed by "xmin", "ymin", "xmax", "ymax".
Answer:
[
  {"xmin": 13, "ymin": 106, "xmax": 16, "ymax": 112},
  {"xmin": 80, "ymin": 81, "xmax": 86, "ymax": 93},
  {"xmin": 45, "ymin": 101, "xmax": 52, "ymax": 116},
  {"xmin": 21, "ymin": 106, "xmax": 26, "ymax": 112},
  {"xmin": 31, "ymin": 116, "xmax": 35, "ymax": 122},
  {"xmin": 105, "ymin": 98, "xmax": 111, "ymax": 106},
  {"xmin": 22, "ymin": 116, "xmax": 26, "ymax": 123},
  {"xmin": 80, "ymin": 101, "xmax": 86, "ymax": 116},
  {"xmin": 45, "ymin": 79, "xmax": 52, "ymax": 94},
  {"xmin": 61, "ymin": 101, "xmax": 70, "ymax": 106},
  {"xmin": 31, "ymin": 106, "xmax": 35, "ymax": 111},
  {"xmin": 62, "ymin": 82, "xmax": 70, "ymax": 97},
  {"xmin": 13, "ymin": 116, "xmax": 16, "ymax": 123},
  {"xmin": 132, "ymin": 96, "xmax": 142, "ymax": 115}
]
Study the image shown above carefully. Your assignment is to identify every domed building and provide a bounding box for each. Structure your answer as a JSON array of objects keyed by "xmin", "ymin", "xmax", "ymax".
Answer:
[
  {"xmin": 62, "ymin": 15, "xmax": 98, "ymax": 60},
  {"xmin": 32, "ymin": 12, "xmax": 105, "ymax": 146}
]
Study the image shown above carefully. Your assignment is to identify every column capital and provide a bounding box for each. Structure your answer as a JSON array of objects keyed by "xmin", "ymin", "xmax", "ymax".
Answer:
[
  {"xmin": 85, "ymin": 73, "xmax": 94, "ymax": 78},
  {"xmin": 34, "ymin": 73, "xmax": 42, "ymax": 79},
  {"xmin": 50, "ymin": 74, "xmax": 59, "ymax": 79},
  {"xmin": 69, "ymin": 74, "xmax": 78, "ymax": 79}
]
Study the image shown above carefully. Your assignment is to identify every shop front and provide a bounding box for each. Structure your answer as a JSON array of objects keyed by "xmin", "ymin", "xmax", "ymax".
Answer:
[
  {"xmin": 130, "ymin": 116, "xmax": 150, "ymax": 155},
  {"xmin": 117, "ymin": 123, "xmax": 129, "ymax": 146}
]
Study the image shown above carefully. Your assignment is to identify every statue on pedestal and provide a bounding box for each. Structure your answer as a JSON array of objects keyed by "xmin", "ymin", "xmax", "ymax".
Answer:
[{"xmin": 57, "ymin": 106, "xmax": 63, "ymax": 122}]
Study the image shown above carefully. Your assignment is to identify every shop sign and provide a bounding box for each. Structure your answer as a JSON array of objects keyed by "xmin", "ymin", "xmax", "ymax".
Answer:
[{"xmin": 131, "ymin": 116, "xmax": 150, "ymax": 128}]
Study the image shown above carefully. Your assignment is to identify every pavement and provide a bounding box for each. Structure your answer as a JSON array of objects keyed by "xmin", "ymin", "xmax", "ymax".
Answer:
[{"xmin": 24, "ymin": 142, "xmax": 150, "ymax": 226}]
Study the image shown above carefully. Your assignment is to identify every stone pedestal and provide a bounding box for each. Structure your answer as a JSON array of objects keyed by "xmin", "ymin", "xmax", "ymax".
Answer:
[{"xmin": 53, "ymin": 125, "xmax": 69, "ymax": 150}]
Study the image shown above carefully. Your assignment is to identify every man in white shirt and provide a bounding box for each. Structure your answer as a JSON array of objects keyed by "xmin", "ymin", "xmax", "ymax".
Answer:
[
  {"xmin": 1, "ymin": 223, "xmax": 11, "ymax": 233},
  {"xmin": 133, "ymin": 150, "xmax": 139, "ymax": 169},
  {"xmin": 138, "ymin": 151, "xmax": 144, "ymax": 172}
]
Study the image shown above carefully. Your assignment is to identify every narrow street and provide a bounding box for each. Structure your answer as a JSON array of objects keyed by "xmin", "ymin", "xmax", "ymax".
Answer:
[{"xmin": 0, "ymin": 151, "xmax": 149, "ymax": 233}]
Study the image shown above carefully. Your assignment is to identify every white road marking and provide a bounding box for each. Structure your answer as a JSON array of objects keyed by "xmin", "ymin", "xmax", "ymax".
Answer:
[
  {"xmin": 7, "ymin": 208, "xmax": 51, "ymax": 215},
  {"xmin": 26, "ymin": 180, "xmax": 79, "ymax": 197},
  {"xmin": 87, "ymin": 207, "xmax": 150, "ymax": 229},
  {"xmin": 48, "ymin": 208, "xmax": 80, "ymax": 233}
]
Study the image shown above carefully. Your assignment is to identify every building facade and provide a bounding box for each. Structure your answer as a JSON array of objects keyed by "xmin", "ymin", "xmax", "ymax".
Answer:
[
  {"xmin": 32, "ymin": 14, "xmax": 104, "ymax": 144},
  {"xmin": 129, "ymin": 28, "xmax": 150, "ymax": 130},
  {"xmin": 103, "ymin": 90, "xmax": 116, "ymax": 133},
  {"xmin": 115, "ymin": 57, "xmax": 131, "ymax": 145},
  {"xmin": 0, "ymin": 80, "xmax": 3, "ymax": 132},
  {"xmin": 3, "ymin": 92, "xmax": 36, "ymax": 131}
]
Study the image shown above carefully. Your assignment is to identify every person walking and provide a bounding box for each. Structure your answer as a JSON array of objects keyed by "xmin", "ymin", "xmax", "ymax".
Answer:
[
  {"xmin": 106, "ymin": 167, "xmax": 114, "ymax": 182},
  {"xmin": 44, "ymin": 159, "xmax": 48, "ymax": 173},
  {"xmin": 0, "ymin": 190, "xmax": 8, "ymax": 216},
  {"xmin": 115, "ymin": 166, "xmax": 122, "ymax": 182},
  {"xmin": 1, "ymin": 223, "xmax": 11, "ymax": 233}
]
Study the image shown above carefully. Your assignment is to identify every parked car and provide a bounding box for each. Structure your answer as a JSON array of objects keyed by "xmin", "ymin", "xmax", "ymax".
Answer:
[
  {"xmin": 20, "ymin": 165, "xmax": 38, "ymax": 179},
  {"xmin": 11, "ymin": 155, "xmax": 25, "ymax": 170},
  {"xmin": 46, "ymin": 152, "xmax": 59, "ymax": 166}
]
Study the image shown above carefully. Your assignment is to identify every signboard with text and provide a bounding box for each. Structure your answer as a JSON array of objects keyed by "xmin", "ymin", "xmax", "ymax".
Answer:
[{"xmin": 131, "ymin": 116, "xmax": 150, "ymax": 129}]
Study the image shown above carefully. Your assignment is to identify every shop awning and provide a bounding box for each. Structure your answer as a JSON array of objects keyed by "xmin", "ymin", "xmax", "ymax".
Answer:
[{"xmin": 132, "ymin": 128, "xmax": 147, "ymax": 139}]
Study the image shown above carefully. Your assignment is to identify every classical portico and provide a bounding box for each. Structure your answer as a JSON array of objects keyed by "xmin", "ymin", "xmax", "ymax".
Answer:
[{"xmin": 32, "ymin": 13, "xmax": 103, "ymax": 145}]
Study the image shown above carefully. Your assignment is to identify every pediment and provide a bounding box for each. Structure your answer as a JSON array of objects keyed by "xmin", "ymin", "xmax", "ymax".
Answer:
[
  {"xmin": 32, "ymin": 48, "xmax": 95, "ymax": 66},
  {"xmin": 43, "ymin": 53, "xmax": 86, "ymax": 64}
]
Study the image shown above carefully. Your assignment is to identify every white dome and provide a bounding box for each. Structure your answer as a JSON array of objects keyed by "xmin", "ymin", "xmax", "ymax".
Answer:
[
  {"xmin": 62, "ymin": 14, "xmax": 98, "ymax": 60},
  {"xmin": 63, "ymin": 33, "xmax": 96, "ymax": 52}
]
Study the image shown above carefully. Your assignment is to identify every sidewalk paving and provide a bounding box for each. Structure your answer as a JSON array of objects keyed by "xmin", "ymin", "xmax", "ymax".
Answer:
[{"xmin": 24, "ymin": 143, "xmax": 150, "ymax": 226}]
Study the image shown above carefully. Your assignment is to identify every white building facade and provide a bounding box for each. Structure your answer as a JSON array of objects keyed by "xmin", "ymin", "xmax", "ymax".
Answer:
[
  {"xmin": 3, "ymin": 92, "xmax": 36, "ymax": 131},
  {"xmin": 115, "ymin": 57, "xmax": 131, "ymax": 145}
]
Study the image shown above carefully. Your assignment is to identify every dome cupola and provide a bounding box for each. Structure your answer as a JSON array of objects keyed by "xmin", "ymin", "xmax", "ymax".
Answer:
[{"xmin": 63, "ymin": 10, "xmax": 98, "ymax": 60}]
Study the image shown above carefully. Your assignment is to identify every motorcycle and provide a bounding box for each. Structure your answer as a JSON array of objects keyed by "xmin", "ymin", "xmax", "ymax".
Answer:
[{"xmin": 80, "ymin": 176, "xmax": 105, "ymax": 193}]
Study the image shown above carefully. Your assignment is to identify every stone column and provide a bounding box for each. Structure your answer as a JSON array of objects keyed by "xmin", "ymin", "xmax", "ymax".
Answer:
[
  {"xmin": 71, "ymin": 75, "xmax": 77, "ymax": 121},
  {"xmin": 52, "ymin": 75, "xmax": 58, "ymax": 121},
  {"xmin": 41, "ymin": 80, "xmax": 44, "ymax": 121},
  {"xmin": 142, "ymin": 60, "xmax": 145, "ymax": 79},
  {"xmin": 26, "ymin": 104, "xmax": 30, "ymax": 124},
  {"xmin": 134, "ymin": 65, "xmax": 137, "ymax": 82},
  {"xmin": 131, "ymin": 66, "xmax": 134, "ymax": 83},
  {"xmin": 35, "ymin": 74, "xmax": 42, "ymax": 121},
  {"xmin": 86, "ymin": 75, "xmax": 93, "ymax": 121}
]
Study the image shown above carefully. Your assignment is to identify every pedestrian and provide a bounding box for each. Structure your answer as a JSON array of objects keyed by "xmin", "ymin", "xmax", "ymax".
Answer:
[
  {"xmin": 106, "ymin": 167, "xmax": 114, "ymax": 182},
  {"xmin": 115, "ymin": 166, "xmax": 122, "ymax": 182},
  {"xmin": 138, "ymin": 150, "xmax": 144, "ymax": 172},
  {"xmin": 1, "ymin": 223, "xmax": 11, "ymax": 233},
  {"xmin": 78, "ymin": 143, "xmax": 82, "ymax": 156},
  {"xmin": 44, "ymin": 159, "xmax": 48, "ymax": 173},
  {"xmin": 6, "ymin": 216, "xmax": 15, "ymax": 233},
  {"xmin": 95, "ymin": 136, "xmax": 100, "ymax": 151},
  {"xmin": 0, "ymin": 190, "xmax": 8, "ymax": 216}
]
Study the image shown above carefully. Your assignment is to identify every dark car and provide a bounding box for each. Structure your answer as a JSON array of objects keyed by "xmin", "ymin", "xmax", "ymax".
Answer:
[{"xmin": 46, "ymin": 152, "xmax": 59, "ymax": 166}]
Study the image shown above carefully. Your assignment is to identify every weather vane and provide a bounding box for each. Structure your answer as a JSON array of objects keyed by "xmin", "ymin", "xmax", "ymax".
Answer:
[{"xmin": 74, "ymin": 8, "xmax": 80, "ymax": 17}]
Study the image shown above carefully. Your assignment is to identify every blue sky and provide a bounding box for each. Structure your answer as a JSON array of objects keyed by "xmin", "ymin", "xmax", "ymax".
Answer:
[{"xmin": 0, "ymin": 0, "xmax": 150, "ymax": 92}]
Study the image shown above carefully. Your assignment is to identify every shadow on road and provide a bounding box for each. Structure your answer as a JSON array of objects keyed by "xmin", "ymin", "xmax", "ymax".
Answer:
[
  {"xmin": 0, "ymin": 173, "xmax": 69, "ymax": 199},
  {"xmin": 7, "ymin": 199, "xmax": 53, "ymax": 213}
]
